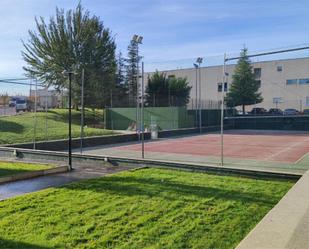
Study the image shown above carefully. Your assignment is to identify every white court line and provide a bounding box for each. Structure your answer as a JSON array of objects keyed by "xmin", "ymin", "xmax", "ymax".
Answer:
[
  {"xmin": 265, "ymin": 137, "xmax": 309, "ymax": 162},
  {"xmin": 295, "ymin": 152, "xmax": 309, "ymax": 164}
]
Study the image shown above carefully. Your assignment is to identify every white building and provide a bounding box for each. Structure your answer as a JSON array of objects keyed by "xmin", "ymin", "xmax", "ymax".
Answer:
[
  {"xmin": 147, "ymin": 57, "xmax": 309, "ymax": 111},
  {"xmin": 29, "ymin": 88, "xmax": 65, "ymax": 108}
]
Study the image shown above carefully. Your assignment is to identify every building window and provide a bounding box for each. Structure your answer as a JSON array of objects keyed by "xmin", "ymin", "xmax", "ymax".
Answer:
[
  {"xmin": 273, "ymin": 97, "xmax": 283, "ymax": 104},
  {"xmin": 299, "ymin": 78, "xmax": 309, "ymax": 84},
  {"xmin": 286, "ymin": 79, "xmax": 298, "ymax": 85},
  {"xmin": 168, "ymin": 75, "xmax": 175, "ymax": 79},
  {"xmin": 218, "ymin": 82, "xmax": 227, "ymax": 92},
  {"xmin": 255, "ymin": 80, "xmax": 261, "ymax": 87},
  {"xmin": 254, "ymin": 68, "xmax": 261, "ymax": 78},
  {"xmin": 277, "ymin": 65, "xmax": 282, "ymax": 72}
]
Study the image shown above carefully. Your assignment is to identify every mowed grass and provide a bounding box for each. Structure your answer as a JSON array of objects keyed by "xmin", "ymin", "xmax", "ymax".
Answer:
[
  {"xmin": 0, "ymin": 161, "xmax": 53, "ymax": 178},
  {"xmin": 0, "ymin": 168, "xmax": 293, "ymax": 249},
  {"xmin": 0, "ymin": 109, "xmax": 114, "ymax": 144}
]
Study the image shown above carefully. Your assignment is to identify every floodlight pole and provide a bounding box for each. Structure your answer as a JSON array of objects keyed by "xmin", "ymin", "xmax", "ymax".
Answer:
[
  {"xmin": 193, "ymin": 63, "xmax": 198, "ymax": 126},
  {"xmin": 80, "ymin": 68, "xmax": 85, "ymax": 154},
  {"xmin": 33, "ymin": 78, "xmax": 38, "ymax": 150},
  {"xmin": 198, "ymin": 60, "xmax": 202, "ymax": 133},
  {"xmin": 136, "ymin": 43, "xmax": 140, "ymax": 140},
  {"xmin": 141, "ymin": 61, "xmax": 145, "ymax": 158},
  {"xmin": 45, "ymin": 90, "xmax": 48, "ymax": 140},
  {"xmin": 62, "ymin": 70, "xmax": 75, "ymax": 171},
  {"xmin": 132, "ymin": 35, "xmax": 143, "ymax": 141},
  {"xmin": 220, "ymin": 54, "xmax": 227, "ymax": 166},
  {"xmin": 68, "ymin": 72, "xmax": 73, "ymax": 170}
]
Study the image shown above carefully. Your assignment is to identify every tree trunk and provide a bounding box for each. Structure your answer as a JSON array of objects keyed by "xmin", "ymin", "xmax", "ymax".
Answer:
[{"xmin": 242, "ymin": 105, "xmax": 245, "ymax": 115}]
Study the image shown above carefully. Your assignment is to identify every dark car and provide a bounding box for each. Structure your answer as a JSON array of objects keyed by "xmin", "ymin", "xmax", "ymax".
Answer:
[
  {"xmin": 283, "ymin": 108, "xmax": 300, "ymax": 115},
  {"xmin": 268, "ymin": 108, "xmax": 283, "ymax": 115},
  {"xmin": 249, "ymin": 107, "xmax": 267, "ymax": 115}
]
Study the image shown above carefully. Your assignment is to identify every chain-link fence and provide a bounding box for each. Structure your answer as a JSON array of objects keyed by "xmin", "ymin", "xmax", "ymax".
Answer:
[{"xmin": 0, "ymin": 81, "xmax": 109, "ymax": 148}]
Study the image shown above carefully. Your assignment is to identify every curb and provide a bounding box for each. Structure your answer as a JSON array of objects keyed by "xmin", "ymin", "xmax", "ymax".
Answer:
[{"xmin": 0, "ymin": 165, "xmax": 69, "ymax": 185}]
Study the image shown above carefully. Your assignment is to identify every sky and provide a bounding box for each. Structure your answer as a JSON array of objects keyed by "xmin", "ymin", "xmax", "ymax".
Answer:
[{"xmin": 1, "ymin": 0, "xmax": 309, "ymax": 94}]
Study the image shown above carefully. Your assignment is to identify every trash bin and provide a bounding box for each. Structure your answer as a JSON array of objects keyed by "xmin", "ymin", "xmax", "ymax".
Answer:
[{"xmin": 150, "ymin": 124, "xmax": 158, "ymax": 139}]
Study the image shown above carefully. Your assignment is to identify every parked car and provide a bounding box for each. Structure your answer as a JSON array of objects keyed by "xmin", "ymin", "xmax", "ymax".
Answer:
[
  {"xmin": 249, "ymin": 107, "xmax": 267, "ymax": 115},
  {"xmin": 268, "ymin": 108, "xmax": 283, "ymax": 115},
  {"xmin": 15, "ymin": 99, "xmax": 27, "ymax": 112},
  {"xmin": 283, "ymin": 108, "xmax": 300, "ymax": 115},
  {"xmin": 237, "ymin": 110, "xmax": 249, "ymax": 115},
  {"xmin": 8, "ymin": 97, "xmax": 17, "ymax": 107},
  {"xmin": 303, "ymin": 109, "xmax": 309, "ymax": 115}
]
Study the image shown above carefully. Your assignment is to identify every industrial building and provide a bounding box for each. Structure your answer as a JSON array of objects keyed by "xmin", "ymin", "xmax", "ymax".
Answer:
[{"xmin": 147, "ymin": 57, "xmax": 309, "ymax": 112}]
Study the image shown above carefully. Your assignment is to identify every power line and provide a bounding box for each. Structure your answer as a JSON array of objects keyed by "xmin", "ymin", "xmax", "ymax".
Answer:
[
  {"xmin": 226, "ymin": 46, "xmax": 309, "ymax": 61},
  {"xmin": 0, "ymin": 79, "xmax": 44, "ymax": 87},
  {"xmin": 0, "ymin": 78, "xmax": 28, "ymax": 81}
]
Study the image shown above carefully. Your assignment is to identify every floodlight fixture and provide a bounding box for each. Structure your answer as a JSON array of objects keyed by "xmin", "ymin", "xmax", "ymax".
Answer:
[
  {"xmin": 132, "ymin": 34, "xmax": 139, "ymax": 42},
  {"xmin": 62, "ymin": 70, "xmax": 77, "ymax": 76},
  {"xmin": 137, "ymin": 36, "xmax": 143, "ymax": 44},
  {"xmin": 196, "ymin": 57, "xmax": 203, "ymax": 64}
]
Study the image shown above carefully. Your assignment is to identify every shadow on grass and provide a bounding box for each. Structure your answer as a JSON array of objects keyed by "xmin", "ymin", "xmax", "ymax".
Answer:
[
  {"xmin": 0, "ymin": 119, "xmax": 24, "ymax": 133},
  {"xmin": 0, "ymin": 168, "xmax": 33, "ymax": 178},
  {"xmin": 63, "ymin": 175, "xmax": 280, "ymax": 206},
  {"xmin": 0, "ymin": 238, "xmax": 50, "ymax": 249}
]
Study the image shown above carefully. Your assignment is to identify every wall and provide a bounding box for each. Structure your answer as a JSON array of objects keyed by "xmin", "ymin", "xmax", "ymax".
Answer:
[
  {"xmin": 225, "ymin": 115, "xmax": 309, "ymax": 130},
  {"xmin": 106, "ymin": 107, "xmax": 194, "ymax": 130}
]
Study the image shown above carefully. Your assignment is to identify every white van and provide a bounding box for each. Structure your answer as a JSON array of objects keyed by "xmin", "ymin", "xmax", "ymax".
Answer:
[{"xmin": 15, "ymin": 99, "xmax": 27, "ymax": 112}]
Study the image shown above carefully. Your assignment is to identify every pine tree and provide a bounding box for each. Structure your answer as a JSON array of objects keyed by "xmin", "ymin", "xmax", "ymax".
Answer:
[
  {"xmin": 116, "ymin": 52, "xmax": 126, "ymax": 85},
  {"xmin": 225, "ymin": 48, "xmax": 263, "ymax": 113},
  {"xmin": 125, "ymin": 40, "xmax": 141, "ymax": 107}
]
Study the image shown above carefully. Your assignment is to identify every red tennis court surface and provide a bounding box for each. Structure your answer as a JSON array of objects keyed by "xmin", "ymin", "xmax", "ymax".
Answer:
[{"xmin": 117, "ymin": 130, "xmax": 309, "ymax": 163}]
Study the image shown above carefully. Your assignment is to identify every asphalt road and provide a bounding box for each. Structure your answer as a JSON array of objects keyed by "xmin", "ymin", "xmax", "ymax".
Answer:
[{"xmin": 0, "ymin": 106, "xmax": 16, "ymax": 116}]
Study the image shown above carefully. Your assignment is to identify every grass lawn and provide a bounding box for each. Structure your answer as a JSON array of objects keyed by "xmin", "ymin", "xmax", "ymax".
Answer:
[
  {"xmin": 0, "ymin": 161, "xmax": 53, "ymax": 178},
  {"xmin": 0, "ymin": 109, "xmax": 114, "ymax": 144},
  {"xmin": 0, "ymin": 168, "xmax": 293, "ymax": 249}
]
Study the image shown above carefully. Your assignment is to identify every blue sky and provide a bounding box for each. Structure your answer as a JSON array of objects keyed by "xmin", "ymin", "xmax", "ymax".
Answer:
[{"xmin": 1, "ymin": 0, "xmax": 309, "ymax": 82}]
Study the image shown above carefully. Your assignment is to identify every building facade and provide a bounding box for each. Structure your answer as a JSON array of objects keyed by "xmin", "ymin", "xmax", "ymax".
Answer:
[
  {"xmin": 29, "ymin": 89, "xmax": 67, "ymax": 109},
  {"xmin": 147, "ymin": 57, "xmax": 309, "ymax": 112}
]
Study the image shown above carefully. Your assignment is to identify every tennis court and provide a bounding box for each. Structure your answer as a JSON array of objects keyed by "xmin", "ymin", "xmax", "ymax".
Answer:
[{"xmin": 77, "ymin": 129, "xmax": 309, "ymax": 174}]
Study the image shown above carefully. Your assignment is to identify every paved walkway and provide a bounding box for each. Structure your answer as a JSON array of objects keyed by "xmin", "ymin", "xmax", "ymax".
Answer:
[{"xmin": 0, "ymin": 163, "xmax": 136, "ymax": 200}]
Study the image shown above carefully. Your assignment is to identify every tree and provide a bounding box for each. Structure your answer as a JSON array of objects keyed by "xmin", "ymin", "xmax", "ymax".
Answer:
[
  {"xmin": 116, "ymin": 52, "xmax": 126, "ymax": 86},
  {"xmin": 125, "ymin": 40, "xmax": 141, "ymax": 107},
  {"xmin": 145, "ymin": 71, "xmax": 191, "ymax": 107},
  {"xmin": 22, "ymin": 4, "xmax": 116, "ymax": 109},
  {"xmin": 225, "ymin": 48, "xmax": 263, "ymax": 113}
]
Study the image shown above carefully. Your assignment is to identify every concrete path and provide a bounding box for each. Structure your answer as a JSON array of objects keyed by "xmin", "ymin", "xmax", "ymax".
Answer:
[
  {"xmin": 236, "ymin": 170, "xmax": 309, "ymax": 249},
  {"xmin": 0, "ymin": 163, "xmax": 136, "ymax": 201}
]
